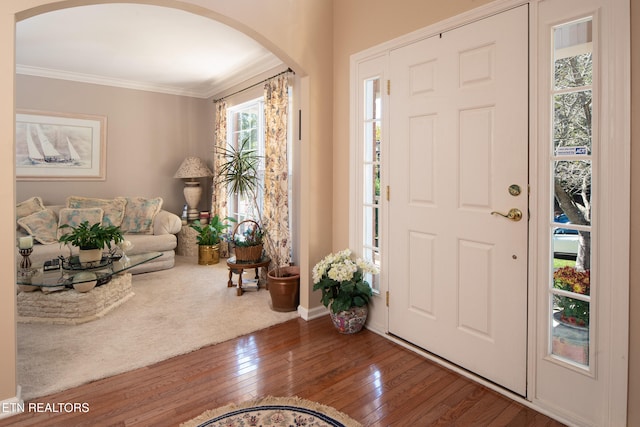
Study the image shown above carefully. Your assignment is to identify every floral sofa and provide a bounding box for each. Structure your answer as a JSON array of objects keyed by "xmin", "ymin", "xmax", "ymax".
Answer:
[{"xmin": 16, "ymin": 196, "xmax": 182, "ymax": 274}]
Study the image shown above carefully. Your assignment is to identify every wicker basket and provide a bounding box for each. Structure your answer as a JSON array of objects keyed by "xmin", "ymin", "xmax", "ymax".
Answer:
[{"xmin": 232, "ymin": 219, "xmax": 264, "ymax": 262}]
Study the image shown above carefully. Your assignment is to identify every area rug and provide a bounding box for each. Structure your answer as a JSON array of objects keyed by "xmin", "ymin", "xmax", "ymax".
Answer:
[
  {"xmin": 17, "ymin": 255, "xmax": 299, "ymax": 401},
  {"xmin": 180, "ymin": 396, "xmax": 362, "ymax": 427}
]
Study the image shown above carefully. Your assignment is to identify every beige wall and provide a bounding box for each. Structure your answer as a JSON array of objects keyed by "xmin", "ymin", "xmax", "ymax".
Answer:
[
  {"xmin": 0, "ymin": 0, "xmax": 333, "ymax": 408},
  {"xmin": 332, "ymin": 0, "xmax": 637, "ymax": 425},
  {"xmin": 629, "ymin": 2, "xmax": 639, "ymax": 424},
  {"xmin": 16, "ymin": 75, "xmax": 212, "ymax": 215}
]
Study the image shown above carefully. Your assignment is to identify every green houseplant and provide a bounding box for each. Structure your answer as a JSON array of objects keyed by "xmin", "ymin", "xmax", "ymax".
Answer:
[
  {"xmin": 216, "ymin": 137, "xmax": 300, "ymax": 311},
  {"xmin": 312, "ymin": 248, "xmax": 379, "ymax": 333},
  {"xmin": 190, "ymin": 215, "xmax": 234, "ymax": 265},
  {"xmin": 58, "ymin": 220, "xmax": 124, "ymax": 263},
  {"xmin": 216, "ymin": 138, "xmax": 266, "ymax": 262}
]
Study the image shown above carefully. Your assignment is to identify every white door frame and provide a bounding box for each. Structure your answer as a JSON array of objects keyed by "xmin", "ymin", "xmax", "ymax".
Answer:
[{"xmin": 349, "ymin": 0, "xmax": 629, "ymax": 424}]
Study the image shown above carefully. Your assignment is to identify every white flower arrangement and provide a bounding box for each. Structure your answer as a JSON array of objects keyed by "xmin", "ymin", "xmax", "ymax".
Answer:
[{"xmin": 312, "ymin": 249, "xmax": 379, "ymax": 313}]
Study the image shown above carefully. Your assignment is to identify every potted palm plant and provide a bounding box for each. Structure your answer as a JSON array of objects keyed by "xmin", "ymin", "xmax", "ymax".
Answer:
[
  {"xmin": 190, "ymin": 215, "xmax": 234, "ymax": 265},
  {"xmin": 312, "ymin": 249, "xmax": 379, "ymax": 333},
  {"xmin": 217, "ymin": 138, "xmax": 265, "ymax": 262},
  {"xmin": 58, "ymin": 220, "xmax": 124, "ymax": 263},
  {"xmin": 216, "ymin": 137, "xmax": 300, "ymax": 311}
]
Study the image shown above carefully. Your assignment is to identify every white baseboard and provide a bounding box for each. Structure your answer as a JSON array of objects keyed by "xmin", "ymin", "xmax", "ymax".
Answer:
[
  {"xmin": 0, "ymin": 386, "xmax": 24, "ymax": 420},
  {"xmin": 298, "ymin": 305, "xmax": 328, "ymax": 320}
]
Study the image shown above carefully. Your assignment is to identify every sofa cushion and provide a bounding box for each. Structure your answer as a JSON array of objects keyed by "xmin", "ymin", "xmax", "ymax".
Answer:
[
  {"xmin": 67, "ymin": 196, "xmax": 126, "ymax": 228},
  {"xmin": 16, "ymin": 196, "xmax": 46, "ymax": 221},
  {"xmin": 17, "ymin": 209, "xmax": 58, "ymax": 245},
  {"xmin": 57, "ymin": 207, "xmax": 104, "ymax": 240},
  {"xmin": 120, "ymin": 197, "xmax": 163, "ymax": 234}
]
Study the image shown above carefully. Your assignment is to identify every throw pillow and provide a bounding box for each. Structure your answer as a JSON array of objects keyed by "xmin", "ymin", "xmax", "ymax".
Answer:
[
  {"xmin": 66, "ymin": 196, "xmax": 127, "ymax": 228},
  {"xmin": 57, "ymin": 207, "xmax": 104, "ymax": 240},
  {"xmin": 17, "ymin": 209, "xmax": 58, "ymax": 244},
  {"xmin": 16, "ymin": 196, "xmax": 46, "ymax": 221},
  {"xmin": 120, "ymin": 197, "xmax": 163, "ymax": 234}
]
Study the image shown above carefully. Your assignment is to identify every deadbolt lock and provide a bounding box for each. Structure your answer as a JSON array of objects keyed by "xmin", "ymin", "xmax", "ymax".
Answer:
[{"xmin": 508, "ymin": 184, "xmax": 522, "ymax": 196}]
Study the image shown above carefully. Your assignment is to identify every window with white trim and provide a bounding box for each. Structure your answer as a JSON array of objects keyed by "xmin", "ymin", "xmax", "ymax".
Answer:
[
  {"xmin": 227, "ymin": 98, "xmax": 265, "ymax": 222},
  {"xmin": 361, "ymin": 77, "xmax": 381, "ymax": 291},
  {"xmin": 549, "ymin": 17, "xmax": 594, "ymax": 369}
]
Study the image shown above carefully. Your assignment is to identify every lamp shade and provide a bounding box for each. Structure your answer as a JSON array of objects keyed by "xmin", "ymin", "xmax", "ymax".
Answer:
[{"xmin": 174, "ymin": 157, "xmax": 213, "ymax": 179}]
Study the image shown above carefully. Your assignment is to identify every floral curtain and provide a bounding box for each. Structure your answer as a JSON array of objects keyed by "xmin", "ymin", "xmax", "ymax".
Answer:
[
  {"xmin": 211, "ymin": 100, "xmax": 228, "ymax": 219},
  {"xmin": 263, "ymin": 75, "xmax": 291, "ymax": 267}
]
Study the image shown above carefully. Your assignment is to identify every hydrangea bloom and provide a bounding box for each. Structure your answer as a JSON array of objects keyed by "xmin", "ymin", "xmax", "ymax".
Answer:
[{"xmin": 312, "ymin": 248, "xmax": 380, "ymax": 314}]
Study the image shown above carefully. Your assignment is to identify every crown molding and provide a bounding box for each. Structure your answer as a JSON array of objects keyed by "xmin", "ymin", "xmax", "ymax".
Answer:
[
  {"xmin": 16, "ymin": 65, "xmax": 209, "ymax": 98},
  {"xmin": 17, "ymin": 52, "xmax": 284, "ymax": 100}
]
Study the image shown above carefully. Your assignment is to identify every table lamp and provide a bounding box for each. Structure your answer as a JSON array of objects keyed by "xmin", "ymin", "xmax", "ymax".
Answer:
[{"xmin": 174, "ymin": 157, "xmax": 213, "ymax": 222}]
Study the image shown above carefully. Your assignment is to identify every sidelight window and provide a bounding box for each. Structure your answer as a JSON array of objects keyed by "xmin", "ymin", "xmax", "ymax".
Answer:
[
  {"xmin": 361, "ymin": 78, "xmax": 381, "ymax": 291},
  {"xmin": 549, "ymin": 17, "xmax": 594, "ymax": 369}
]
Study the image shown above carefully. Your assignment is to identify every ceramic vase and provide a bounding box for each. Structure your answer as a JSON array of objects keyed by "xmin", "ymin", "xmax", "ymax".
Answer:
[
  {"xmin": 329, "ymin": 305, "xmax": 368, "ymax": 334},
  {"xmin": 79, "ymin": 248, "xmax": 102, "ymax": 264}
]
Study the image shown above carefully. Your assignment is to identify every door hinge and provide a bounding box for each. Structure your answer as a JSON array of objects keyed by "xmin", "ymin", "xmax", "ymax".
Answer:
[
  {"xmin": 387, "ymin": 80, "xmax": 391, "ymax": 95},
  {"xmin": 386, "ymin": 291, "xmax": 389, "ymax": 307},
  {"xmin": 386, "ymin": 185, "xmax": 390, "ymax": 201}
]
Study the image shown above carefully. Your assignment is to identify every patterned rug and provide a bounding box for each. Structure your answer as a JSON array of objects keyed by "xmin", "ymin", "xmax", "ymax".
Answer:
[{"xmin": 180, "ymin": 396, "xmax": 362, "ymax": 427}]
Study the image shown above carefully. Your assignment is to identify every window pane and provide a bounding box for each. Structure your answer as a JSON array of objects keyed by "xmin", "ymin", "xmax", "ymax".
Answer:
[
  {"xmin": 551, "ymin": 299, "xmax": 590, "ymax": 366},
  {"xmin": 553, "ymin": 91, "xmax": 592, "ymax": 153},
  {"xmin": 363, "ymin": 206, "xmax": 376, "ymax": 247},
  {"xmin": 362, "ymin": 247, "xmax": 379, "ymax": 290},
  {"xmin": 364, "ymin": 78, "xmax": 381, "ymax": 121},
  {"xmin": 363, "ymin": 164, "xmax": 381, "ymax": 204},
  {"xmin": 364, "ymin": 122, "xmax": 375, "ymax": 162},
  {"xmin": 551, "ymin": 265, "xmax": 590, "ymax": 366},
  {"xmin": 554, "ymin": 160, "xmax": 591, "ymax": 227},
  {"xmin": 227, "ymin": 100, "xmax": 264, "ymax": 221},
  {"xmin": 554, "ymin": 19, "xmax": 592, "ymax": 90}
]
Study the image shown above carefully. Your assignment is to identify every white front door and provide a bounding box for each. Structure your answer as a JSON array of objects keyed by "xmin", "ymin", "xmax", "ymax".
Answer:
[{"xmin": 388, "ymin": 5, "xmax": 529, "ymax": 395}]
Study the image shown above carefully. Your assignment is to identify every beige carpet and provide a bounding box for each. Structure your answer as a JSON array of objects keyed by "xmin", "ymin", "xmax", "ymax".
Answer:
[{"xmin": 17, "ymin": 255, "xmax": 299, "ymax": 401}]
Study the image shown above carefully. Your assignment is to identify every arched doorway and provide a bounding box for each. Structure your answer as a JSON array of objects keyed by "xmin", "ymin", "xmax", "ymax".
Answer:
[{"xmin": 3, "ymin": 0, "xmax": 319, "ymax": 413}]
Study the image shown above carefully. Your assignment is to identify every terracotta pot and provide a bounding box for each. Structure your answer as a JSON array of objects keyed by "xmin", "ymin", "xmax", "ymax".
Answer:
[
  {"xmin": 329, "ymin": 305, "xmax": 368, "ymax": 334},
  {"xmin": 198, "ymin": 244, "xmax": 220, "ymax": 265},
  {"xmin": 267, "ymin": 266, "xmax": 300, "ymax": 312}
]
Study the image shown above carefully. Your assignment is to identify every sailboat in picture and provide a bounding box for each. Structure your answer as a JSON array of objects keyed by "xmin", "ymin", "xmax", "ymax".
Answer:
[
  {"xmin": 25, "ymin": 124, "xmax": 44, "ymax": 164},
  {"xmin": 24, "ymin": 124, "xmax": 82, "ymax": 165},
  {"xmin": 66, "ymin": 137, "xmax": 81, "ymax": 162}
]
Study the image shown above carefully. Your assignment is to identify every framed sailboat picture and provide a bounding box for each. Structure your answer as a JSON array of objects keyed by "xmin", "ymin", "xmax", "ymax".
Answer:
[{"xmin": 16, "ymin": 110, "xmax": 106, "ymax": 181}]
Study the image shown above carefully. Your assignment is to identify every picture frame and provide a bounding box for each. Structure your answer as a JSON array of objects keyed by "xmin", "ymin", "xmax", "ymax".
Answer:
[{"xmin": 16, "ymin": 110, "xmax": 106, "ymax": 181}]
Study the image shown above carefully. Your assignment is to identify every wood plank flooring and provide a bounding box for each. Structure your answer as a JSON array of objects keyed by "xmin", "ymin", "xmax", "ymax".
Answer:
[{"xmin": 0, "ymin": 317, "xmax": 565, "ymax": 426}]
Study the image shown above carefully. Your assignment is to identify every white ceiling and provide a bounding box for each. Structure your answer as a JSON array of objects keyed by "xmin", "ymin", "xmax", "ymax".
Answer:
[{"xmin": 15, "ymin": 4, "xmax": 284, "ymax": 99}]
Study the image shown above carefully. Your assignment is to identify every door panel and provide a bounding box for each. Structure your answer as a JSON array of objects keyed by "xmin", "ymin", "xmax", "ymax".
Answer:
[{"xmin": 388, "ymin": 5, "xmax": 529, "ymax": 395}]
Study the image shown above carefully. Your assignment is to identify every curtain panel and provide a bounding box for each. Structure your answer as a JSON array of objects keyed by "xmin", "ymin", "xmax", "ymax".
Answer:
[
  {"xmin": 263, "ymin": 76, "xmax": 291, "ymax": 267},
  {"xmin": 212, "ymin": 101, "xmax": 228, "ymax": 219}
]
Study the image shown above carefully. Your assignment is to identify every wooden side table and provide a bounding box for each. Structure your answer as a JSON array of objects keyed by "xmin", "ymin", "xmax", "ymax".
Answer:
[{"xmin": 226, "ymin": 256, "xmax": 271, "ymax": 296}]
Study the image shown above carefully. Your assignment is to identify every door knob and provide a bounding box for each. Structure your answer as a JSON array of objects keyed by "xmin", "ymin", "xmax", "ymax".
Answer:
[{"xmin": 491, "ymin": 208, "xmax": 523, "ymax": 222}]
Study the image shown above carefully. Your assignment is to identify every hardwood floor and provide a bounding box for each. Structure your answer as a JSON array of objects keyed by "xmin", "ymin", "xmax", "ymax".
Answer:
[{"xmin": 1, "ymin": 317, "xmax": 564, "ymax": 426}]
